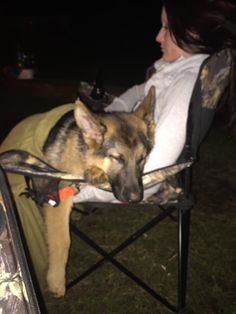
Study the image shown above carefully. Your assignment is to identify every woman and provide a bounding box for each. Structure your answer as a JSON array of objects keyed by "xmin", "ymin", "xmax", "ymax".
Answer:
[{"xmin": 74, "ymin": 0, "xmax": 236, "ymax": 203}]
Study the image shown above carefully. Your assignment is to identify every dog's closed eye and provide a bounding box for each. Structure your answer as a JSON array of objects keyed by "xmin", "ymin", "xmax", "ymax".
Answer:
[
  {"xmin": 137, "ymin": 155, "xmax": 145, "ymax": 165},
  {"xmin": 109, "ymin": 154, "xmax": 125, "ymax": 164}
]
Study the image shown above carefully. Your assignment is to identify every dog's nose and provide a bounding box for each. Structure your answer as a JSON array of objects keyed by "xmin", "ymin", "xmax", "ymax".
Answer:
[{"xmin": 128, "ymin": 192, "xmax": 142, "ymax": 203}]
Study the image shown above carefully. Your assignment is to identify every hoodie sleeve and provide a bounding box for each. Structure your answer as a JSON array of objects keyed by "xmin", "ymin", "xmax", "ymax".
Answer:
[{"xmin": 105, "ymin": 83, "xmax": 146, "ymax": 112}]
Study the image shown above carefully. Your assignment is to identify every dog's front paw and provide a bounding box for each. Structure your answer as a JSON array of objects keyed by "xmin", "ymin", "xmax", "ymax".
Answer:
[
  {"xmin": 47, "ymin": 272, "xmax": 66, "ymax": 298},
  {"xmin": 84, "ymin": 167, "xmax": 108, "ymax": 185}
]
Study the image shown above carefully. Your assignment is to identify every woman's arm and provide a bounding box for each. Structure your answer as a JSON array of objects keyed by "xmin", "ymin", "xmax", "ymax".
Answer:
[{"xmin": 105, "ymin": 83, "xmax": 146, "ymax": 112}]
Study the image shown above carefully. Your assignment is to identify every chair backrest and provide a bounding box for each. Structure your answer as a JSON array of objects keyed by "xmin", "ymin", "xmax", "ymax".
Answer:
[{"xmin": 179, "ymin": 48, "xmax": 232, "ymax": 162}]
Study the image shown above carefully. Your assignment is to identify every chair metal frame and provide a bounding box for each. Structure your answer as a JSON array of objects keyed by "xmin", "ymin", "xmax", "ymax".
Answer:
[{"xmin": 68, "ymin": 198, "xmax": 192, "ymax": 313}]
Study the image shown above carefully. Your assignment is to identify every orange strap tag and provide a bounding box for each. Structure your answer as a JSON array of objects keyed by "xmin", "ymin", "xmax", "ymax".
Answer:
[{"xmin": 58, "ymin": 186, "xmax": 76, "ymax": 200}]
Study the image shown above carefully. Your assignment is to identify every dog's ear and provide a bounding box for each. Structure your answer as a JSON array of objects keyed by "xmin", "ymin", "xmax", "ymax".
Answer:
[
  {"xmin": 74, "ymin": 100, "xmax": 106, "ymax": 147},
  {"xmin": 133, "ymin": 86, "xmax": 155, "ymax": 124},
  {"xmin": 133, "ymin": 86, "xmax": 156, "ymax": 142}
]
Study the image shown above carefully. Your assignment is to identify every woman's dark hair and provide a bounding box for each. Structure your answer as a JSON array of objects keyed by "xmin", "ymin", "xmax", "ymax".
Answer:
[{"xmin": 163, "ymin": 0, "xmax": 236, "ymax": 134}]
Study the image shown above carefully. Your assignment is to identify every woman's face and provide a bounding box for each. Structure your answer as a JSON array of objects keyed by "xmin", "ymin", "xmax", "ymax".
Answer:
[{"xmin": 156, "ymin": 7, "xmax": 192, "ymax": 62}]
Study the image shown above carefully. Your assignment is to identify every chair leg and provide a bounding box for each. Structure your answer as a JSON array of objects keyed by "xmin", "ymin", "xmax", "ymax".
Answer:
[{"xmin": 178, "ymin": 208, "xmax": 191, "ymax": 312}]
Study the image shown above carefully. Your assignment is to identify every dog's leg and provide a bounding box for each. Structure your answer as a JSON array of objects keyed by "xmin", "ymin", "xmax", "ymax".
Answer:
[{"xmin": 43, "ymin": 196, "xmax": 73, "ymax": 297}]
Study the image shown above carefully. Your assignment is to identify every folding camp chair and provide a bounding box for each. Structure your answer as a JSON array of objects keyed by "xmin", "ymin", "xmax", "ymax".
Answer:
[
  {"xmin": 66, "ymin": 48, "xmax": 232, "ymax": 313},
  {"xmin": 0, "ymin": 48, "xmax": 232, "ymax": 313}
]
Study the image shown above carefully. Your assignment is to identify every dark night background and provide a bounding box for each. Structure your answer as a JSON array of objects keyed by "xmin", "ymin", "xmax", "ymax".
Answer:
[{"xmin": 0, "ymin": 6, "xmax": 162, "ymax": 87}]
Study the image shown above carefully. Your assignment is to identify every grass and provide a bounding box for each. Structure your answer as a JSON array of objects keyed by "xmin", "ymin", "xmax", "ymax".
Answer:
[{"xmin": 1, "ymin": 79, "xmax": 236, "ymax": 313}]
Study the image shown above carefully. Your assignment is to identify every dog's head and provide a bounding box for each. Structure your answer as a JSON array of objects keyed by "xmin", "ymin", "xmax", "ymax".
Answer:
[{"xmin": 74, "ymin": 86, "xmax": 156, "ymax": 203}]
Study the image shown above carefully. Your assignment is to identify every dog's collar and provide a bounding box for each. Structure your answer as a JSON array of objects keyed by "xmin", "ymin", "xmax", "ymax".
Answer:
[
  {"xmin": 22, "ymin": 175, "xmax": 79, "ymax": 207},
  {"xmin": 47, "ymin": 185, "xmax": 77, "ymax": 207},
  {"xmin": 59, "ymin": 185, "xmax": 77, "ymax": 200}
]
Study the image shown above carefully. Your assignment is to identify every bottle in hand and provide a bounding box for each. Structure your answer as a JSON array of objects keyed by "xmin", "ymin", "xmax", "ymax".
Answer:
[{"xmin": 90, "ymin": 70, "xmax": 105, "ymax": 100}]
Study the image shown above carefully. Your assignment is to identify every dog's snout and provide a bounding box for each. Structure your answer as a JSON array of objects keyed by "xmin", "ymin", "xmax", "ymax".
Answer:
[
  {"xmin": 113, "ymin": 185, "xmax": 143, "ymax": 204},
  {"xmin": 111, "ymin": 172, "xmax": 144, "ymax": 204}
]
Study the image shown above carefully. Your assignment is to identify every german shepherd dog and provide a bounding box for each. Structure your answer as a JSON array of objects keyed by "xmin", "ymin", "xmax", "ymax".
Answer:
[
  {"xmin": 44, "ymin": 87, "xmax": 156, "ymax": 297},
  {"xmin": 0, "ymin": 86, "xmax": 156, "ymax": 297}
]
